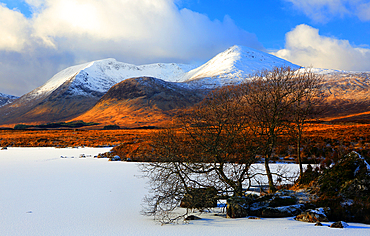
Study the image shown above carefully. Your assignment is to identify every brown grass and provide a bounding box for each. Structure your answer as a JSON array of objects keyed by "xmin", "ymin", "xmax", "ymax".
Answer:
[
  {"xmin": 2, "ymin": 122, "xmax": 370, "ymax": 164},
  {"xmin": 0, "ymin": 129, "xmax": 153, "ymax": 148}
]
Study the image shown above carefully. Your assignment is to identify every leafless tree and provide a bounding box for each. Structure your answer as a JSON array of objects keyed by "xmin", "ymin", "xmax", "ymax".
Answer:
[
  {"xmin": 241, "ymin": 66, "xmax": 321, "ymax": 192},
  {"xmin": 139, "ymin": 86, "xmax": 258, "ymax": 223},
  {"xmin": 139, "ymin": 66, "xmax": 323, "ymax": 222},
  {"xmin": 289, "ymin": 68, "xmax": 323, "ymax": 179}
]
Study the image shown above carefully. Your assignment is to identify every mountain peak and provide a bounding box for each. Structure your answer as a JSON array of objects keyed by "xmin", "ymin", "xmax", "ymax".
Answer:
[{"xmin": 181, "ymin": 45, "xmax": 300, "ymax": 88}]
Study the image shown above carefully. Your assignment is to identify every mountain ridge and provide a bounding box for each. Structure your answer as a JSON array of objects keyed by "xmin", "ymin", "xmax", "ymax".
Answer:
[
  {"xmin": 0, "ymin": 93, "xmax": 19, "ymax": 108},
  {"xmin": 2, "ymin": 45, "xmax": 370, "ymax": 127},
  {"xmin": 0, "ymin": 45, "xmax": 299, "ymax": 126}
]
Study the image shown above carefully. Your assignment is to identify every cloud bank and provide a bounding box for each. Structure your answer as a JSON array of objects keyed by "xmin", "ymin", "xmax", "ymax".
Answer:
[
  {"xmin": 0, "ymin": 0, "xmax": 262, "ymax": 96},
  {"xmin": 274, "ymin": 24, "xmax": 370, "ymax": 71},
  {"xmin": 285, "ymin": 0, "xmax": 370, "ymax": 22}
]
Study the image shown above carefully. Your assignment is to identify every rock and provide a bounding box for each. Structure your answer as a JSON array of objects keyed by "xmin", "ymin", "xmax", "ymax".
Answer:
[
  {"xmin": 295, "ymin": 208, "xmax": 329, "ymax": 223},
  {"xmin": 185, "ymin": 215, "xmax": 201, "ymax": 220},
  {"xmin": 262, "ymin": 204, "xmax": 305, "ymax": 218},
  {"xmin": 180, "ymin": 187, "xmax": 218, "ymax": 209},
  {"xmin": 330, "ymin": 221, "xmax": 349, "ymax": 228},
  {"xmin": 1, "ymin": 147, "xmax": 7, "ymax": 150},
  {"xmin": 226, "ymin": 196, "xmax": 249, "ymax": 218},
  {"xmin": 109, "ymin": 155, "xmax": 121, "ymax": 161},
  {"xmin": 315, "ymin": 222, "xmax": 323, "ymax": 226},
  {"xmin": 248, "ymin": 216, "xmax": 261, "ymax": 220},
  {"xmin": 315, "ymin": 151, "xmax": 370, "ymax": 224},
  {"xmin": 248, "ymin": 189, "xmax": 306, "ymax": 217},
  {"xmin": 269, "ymin": 196, "xmax": 297, "ymax": 207}
]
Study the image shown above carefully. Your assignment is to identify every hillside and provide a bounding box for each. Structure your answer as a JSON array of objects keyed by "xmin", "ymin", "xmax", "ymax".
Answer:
[
  {"xmin": 319, "ymin": 72, "xmax": 370, "ymax": 120},
  {"xmin": 71, "ymin": 77, "xmax": 203, "ymax": 128}
]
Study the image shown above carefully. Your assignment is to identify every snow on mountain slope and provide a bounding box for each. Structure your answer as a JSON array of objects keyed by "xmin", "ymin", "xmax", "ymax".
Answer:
[
  {"xmin": 29, "ymin": 45, "xmax": 300, "ymax": 99},
  {"xmin": 30, "ymin": 59, "xmax": 198, "ymax": 99},
  {"xmin": 181, "ymin": 45, "xmax": 300, "ymax": 88},
  {"xmin": 0, "ymin": 93, "xmax": 19, "ymax": 100},
  {"xmin": 0, "ymin": 93, "xmax": 19, "ymax": 107},
  {"xmin": 32, "ymin": 61, "xmax": 94, "ymax": 97}
]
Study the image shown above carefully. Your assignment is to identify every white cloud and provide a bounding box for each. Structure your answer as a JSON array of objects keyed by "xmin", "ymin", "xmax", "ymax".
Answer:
[
  {"xmin": 357, "ymin": 2, "xmax": 370, "ymax": 21},
  {"xmin": 29, "ymin": 0, "xmax": 261, "ymax": 61},
  {"xmin": 274, "ymin": 24, "xmax": 370, "ymax": 71},
  {"xmin": 0, "ymin": 0, "xmax": 262, "ymax": 96},
  {"xmin": 0, "ymin": 5, "xmax": 30, "ymax": 51},
  {"xmin": 285, "ymin": 0, "xmax": 370, "ymax": 22},
  {"xmin": 24, "ymin": 0, "xmax": 44, "ymax": 8}
]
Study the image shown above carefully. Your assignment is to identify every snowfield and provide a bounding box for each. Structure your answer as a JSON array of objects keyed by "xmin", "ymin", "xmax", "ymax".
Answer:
[{"xmin": 0, "ymin": 147, "xmax": 369, "ymax": 236}]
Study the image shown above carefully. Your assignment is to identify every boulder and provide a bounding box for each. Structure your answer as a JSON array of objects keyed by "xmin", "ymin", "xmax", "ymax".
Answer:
[
  {"xmin": 315, "ymin": 151, "xmax": 370, "ymax": 224},
  {"xmin": 269, "ymin": 196, "xmax": 297, "ymax": 207},
  {"xmin": 294, "ymin": 208, "xmax": 329, "ymax": 223},
  {"xmin": 248, "ymin": 190, "xmax": 305, "ymax": 217},
  {"xmin": 262, "ymin": 204, "xmax": 305, "ymax": 218},
  {"xmin": 249, "ymin": 200, "xmax": 270, "ymax": 216},
  {"xmin": 180, "ymin": 187, "xmax": 218, "ymax": 209},
  {"xmin": 226, "ymin": 196, "xmax": 249, "ymax": 218},
  {"xmin": 185, "ymin": 215, "xmax": 201, "ymax": 220},
  {"xmin": 109, "ymin": 155, "xmax": 121, "ymax": 161},
  {"xmin": 330, "ymin": 221, "xmax": 349, "ymax": 228}
]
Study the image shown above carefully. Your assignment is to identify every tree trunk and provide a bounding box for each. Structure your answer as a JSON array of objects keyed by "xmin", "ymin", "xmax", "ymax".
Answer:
[
  {"xmin": 297, "ymin": 134, "xmax": 303, "ymax": 180},
  {"xmin": 265, "ymin": 155, "xmax": 276, "ymax": 193}
]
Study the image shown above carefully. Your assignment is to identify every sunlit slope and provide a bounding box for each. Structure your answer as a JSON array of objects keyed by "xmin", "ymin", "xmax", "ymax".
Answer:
[{"xmin": 71, "ymin": 77, "xmax": 203, "ymax": 127}]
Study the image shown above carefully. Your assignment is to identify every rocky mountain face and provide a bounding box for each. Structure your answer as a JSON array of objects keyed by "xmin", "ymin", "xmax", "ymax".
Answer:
[
  {"xmin": 71, "ymin": 77, "xmax": 203, "ymax": 128},
  {"xmin": 0, "ymin": 93, "xmax": 18, "ymax": 108},
  {"xmin": 319, "ymin": 72, "xmax": 370, "ymax": 121}
]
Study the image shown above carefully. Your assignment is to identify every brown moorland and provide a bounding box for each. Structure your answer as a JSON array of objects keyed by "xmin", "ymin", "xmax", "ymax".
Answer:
[
  {"xmin": 2, "ymin": 122, "xmax": 370, "ymax": 164},
  {"xmin": 0, "ymin": 129, "xmax": 152, "ymax": 148}
]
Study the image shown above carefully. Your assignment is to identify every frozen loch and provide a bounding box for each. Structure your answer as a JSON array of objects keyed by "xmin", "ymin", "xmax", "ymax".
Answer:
[{"xmin": 0, "ymin": 147, "xmax": 369, "ymax": 235}]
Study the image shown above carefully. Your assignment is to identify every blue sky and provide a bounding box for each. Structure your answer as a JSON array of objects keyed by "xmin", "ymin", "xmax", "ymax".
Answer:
[
  {"xmin": 178, "ymin": 0, "xmax": 370, "ymax": 49},
  {"xmin": 0, "ymin": 0, "xmax": 370, "ymax": 96}
]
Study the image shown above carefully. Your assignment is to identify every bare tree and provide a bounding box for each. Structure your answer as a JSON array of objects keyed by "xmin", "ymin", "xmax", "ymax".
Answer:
[
  {"xmin": 289, "ymin": 68, "xmax": 323, "ymax": 179},
  {"xmin": 241, "ymin": 66, "xmax": 321, "ymax": 192},
  {"xmin": 139, "ymin": 66, "xmax": 322, "ymax": 222},
  {"xmin": 139, "ymin": 86, "xmax": 258, "ymax": 222}
]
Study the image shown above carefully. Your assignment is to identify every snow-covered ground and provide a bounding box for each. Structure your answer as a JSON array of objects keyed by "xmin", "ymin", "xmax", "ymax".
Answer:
[{"xmin": 0, "ymin": 147, "xmax": 369, "ymax": 236}]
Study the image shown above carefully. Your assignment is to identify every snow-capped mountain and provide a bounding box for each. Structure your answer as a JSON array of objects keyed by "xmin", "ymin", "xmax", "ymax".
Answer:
[
  {"xmin": 28, "ymin": 58, "xmax": 198, "ymax": 100},
  {"xmin": 0, "ymin": 93, "xmax": 19, "ymax": 107},
  {"xmin": 23, "ymin": 45, "xmax": 300, "ymax": 100},
  {"xmin": 182, "ymin": 45, "xmax": 300, "ymax": 88},
  {"xmin": 0, "ymin": 59, "xmax": 199, "ymax": 125},
  {"xmin": 0, "ymin": 45, "xmax": 301, "ymax": 125}
]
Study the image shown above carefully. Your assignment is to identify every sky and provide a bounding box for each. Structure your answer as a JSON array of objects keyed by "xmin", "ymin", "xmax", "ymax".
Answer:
[{"xmin": 0, "ymin": 0, "xmax": 370, "ymax": 96}]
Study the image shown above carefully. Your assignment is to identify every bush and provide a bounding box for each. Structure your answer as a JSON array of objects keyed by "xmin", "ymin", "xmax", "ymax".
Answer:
[
  {"xmin": 314, "ymin": 151, "xmax": 370, "ymax": 223},
  {"xmin": 14, "ymin": 124, "xmax": 30, "ymax": 129},
  {"xmin": 103, "ymin": 125, "xmax": 120, "ymax": 130}
]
